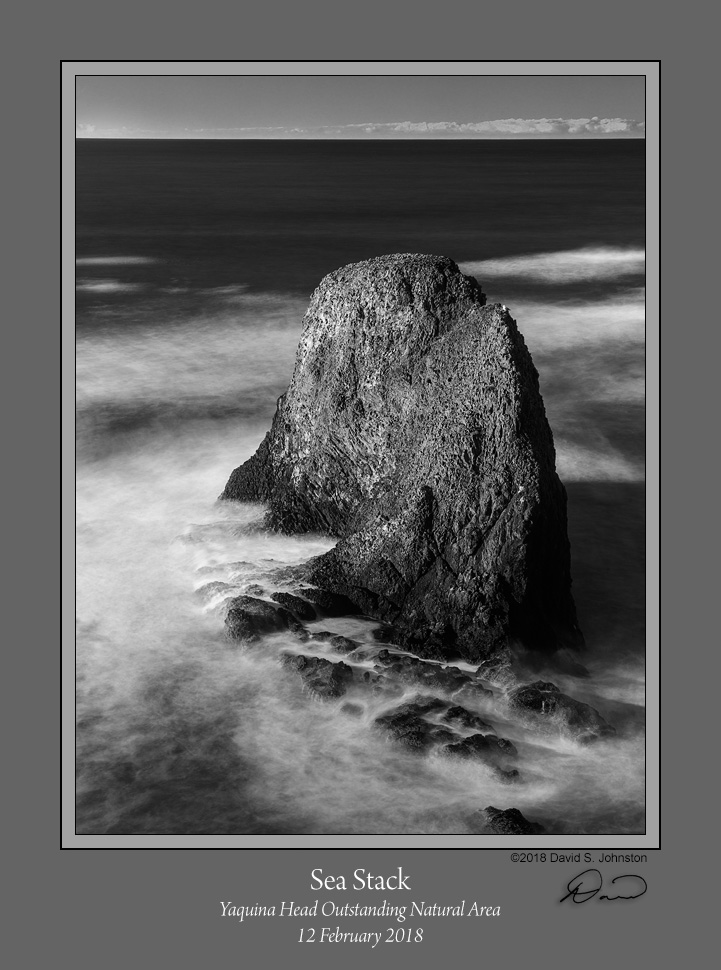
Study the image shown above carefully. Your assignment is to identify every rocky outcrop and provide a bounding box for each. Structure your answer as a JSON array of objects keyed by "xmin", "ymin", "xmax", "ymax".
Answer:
[
  {"xmin": 507, "ymin": 681, "xmax": 616, "ymax": 741},
  {"xmin": 281, "ymin": 654, "xmax": 354, "ymax": 698},
  {"xmin": 373, "ymin": 649, "xmax": 493, "ymax": 697},
  {"xmin": 475, "ymin": 648, "xmax": 520, "ymax": 690},
  {"xmin": 269, "ymin": 591, "xmax": 317, "ymax": 621},
  {"xmin": 372, "ymin": 695, "xmax": 518, "ymax": 775},
  {"xmin": 374, "ymin": 696, "xmax": 451, "ymax": 749},
  {"xmin": 472, "ymin": 806, "xmax": 546, "ymax": 835},
  {"xmin": 326, "ymin": 635, "xmax": 358, "ymax": 653},
  {"xmin": 441, "ymin": 705, "xmax": 495, "ymax": 733},
  {"xmin": 225, "ymin": 596, "xmax": 298, "ymax": 641},
  {"xmin": 222, "ymin": 254, "xmax": 582, "ymax": 664},
  {"xmin": 443, "ymin": 733, "xmax": 518, "ymax": 762}
]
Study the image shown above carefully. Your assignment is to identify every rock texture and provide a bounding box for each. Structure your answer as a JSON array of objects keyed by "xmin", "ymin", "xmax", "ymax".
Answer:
[
  {"xmin": 473, "ymin": 806, "xmax": 546, "ymax": 835},
  {"xmin": 222, "ymin": 254, "xmax": 583, "ymax": 663},
  {"xmin": 225, "ymin": 596, "xmax": 297, "ymax": 641},
  {"xmin": 269, "ymin": 591, "xmax": 317, "ymax": 621},
  {"xmin": 373, "ymin": 649, "xmax": 493, "ymax": 697},
  {"xmin": 507, "ymin": 681, "xmax": 616, "ymax": 742},
  {"xmin": 280, "ymin": 654, "xmax": 354, "ymax": 698}
]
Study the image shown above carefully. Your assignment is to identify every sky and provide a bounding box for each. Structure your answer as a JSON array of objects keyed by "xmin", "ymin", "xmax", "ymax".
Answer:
[{"xmin": 75, "ymin": 75, "xmax": 645, "ymax": 138}]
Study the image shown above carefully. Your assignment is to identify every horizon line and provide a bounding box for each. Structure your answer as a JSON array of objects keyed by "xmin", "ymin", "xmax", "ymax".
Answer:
[{"xmin": 75, "ymin": 134, "xmax": 646, "ymax": 141}]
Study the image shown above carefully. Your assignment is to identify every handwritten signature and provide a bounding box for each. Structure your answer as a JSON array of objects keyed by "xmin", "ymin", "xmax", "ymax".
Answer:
[{"xmin": 560, "ymin": 869, "xmax": 647, "ymax": 904}]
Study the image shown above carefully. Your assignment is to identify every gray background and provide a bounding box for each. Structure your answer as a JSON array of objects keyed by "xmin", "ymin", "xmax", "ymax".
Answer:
[{"xmin": 9, "ymin": 3, "xmax": 694, "ymax": 961}]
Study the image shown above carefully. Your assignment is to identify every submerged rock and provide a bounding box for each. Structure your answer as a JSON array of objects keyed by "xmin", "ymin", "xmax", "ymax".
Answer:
[
  {"xmin": 496, "ymin": 769, "xmax": 521, "ymax": 784},
  {"xmin": 373, "ymin": 649, "xmax": 492, "ymax": 696},
  {"xmin": 473, "ymin": 806, "xmax": 546, "ymax": 835},
  {"xmin": 280, "ymin": 654, "xmax": 354, "ymax": 698},
  {"xmin": 340, "ymin": 702, "xmax": 364, "ymax": 717},
  {"xmin": 195, "ymin": 581, "xmax": 240, "ymax": 603},
  {"xmin": 443, "ymin": 733, "xmax": 518, "ymax": 762},
  {"xmin": 374, "ymin": 696, "xmax": 449, "ymax": 749},
  {"xmin": 475, "ymin": 648, "xmax": 519, "ymax": 690},
  {"xmin": 328, "ymin": 635, "xmax": 359, "ymax": 653},
  {"xmin": 507, "ymin": 680, "xmax": 616, "ymax": 740},
  {"xmin": 441, "ymin": 705, "xmax": 495, "ymax": 733},
  {"xmin": 222, "ymin": 254, "xmax": 583, "ymax": 663},
  {"xmin": 372, "ymin": 694, "xmax": 510, "ymax": 759}
]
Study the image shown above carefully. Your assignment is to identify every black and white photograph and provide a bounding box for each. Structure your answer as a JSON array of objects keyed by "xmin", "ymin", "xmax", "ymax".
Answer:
[{"xmin": 74, "ymin": 66, "xmax": 650, "ymax": 839}]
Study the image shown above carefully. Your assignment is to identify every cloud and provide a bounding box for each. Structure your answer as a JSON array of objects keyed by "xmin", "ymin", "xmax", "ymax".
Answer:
[
  {"xmin": 75, "ymin": 118, "xmax": 645, "ymax": 139},
  {"xmin": 75, "ymin": 124, "xmax": 170, "ymax": 138},
  {"xmin": 378, "ymin": 118, "xmax": 645, "ymax": 136},
  {"xmin": 303, "ymin": 118, "xmax": 644, "ymax": 138}
]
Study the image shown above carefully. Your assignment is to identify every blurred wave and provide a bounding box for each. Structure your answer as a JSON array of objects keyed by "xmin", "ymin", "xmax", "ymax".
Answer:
[
  {"xmin": 76, "ymin": 256, "xmax": 160, "ymax": 266},
  {"xmin": 75, "ymin": 140, "xmax": 646, "ymax": 836},
  {"xmin": 461, "ymin": 247, "xmax": 645, "ymax": 284}
]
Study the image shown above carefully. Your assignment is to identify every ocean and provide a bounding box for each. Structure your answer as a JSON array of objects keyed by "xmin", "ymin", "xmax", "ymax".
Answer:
[{"xmin": 75, "ymin": 139, "xmax": 646, "ymax": 836}]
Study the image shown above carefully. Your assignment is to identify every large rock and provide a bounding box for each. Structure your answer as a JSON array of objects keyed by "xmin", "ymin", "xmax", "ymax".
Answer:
[{"xmin": 222, "ymin": 254, "xmax": 582, "ymax": 663}]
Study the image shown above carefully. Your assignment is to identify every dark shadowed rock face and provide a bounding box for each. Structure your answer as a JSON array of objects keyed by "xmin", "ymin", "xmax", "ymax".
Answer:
[
  {"xmin": 222, "ymin": 254, "xmax": 583, "ymax": 664},
  {"xmin": 269, "ymin": 591, "xmax": 317, "ymax": 621}
]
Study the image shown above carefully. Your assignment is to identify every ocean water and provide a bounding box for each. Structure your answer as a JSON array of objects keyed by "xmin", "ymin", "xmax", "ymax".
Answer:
[{"xmin": 75, "ymin": 139, "xmax": 646, "ymax": 836}]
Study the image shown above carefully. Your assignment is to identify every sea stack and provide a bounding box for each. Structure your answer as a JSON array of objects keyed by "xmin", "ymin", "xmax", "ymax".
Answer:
[{"xmin": 221, "ymin": 254, "xmax": 583, "ymax": 663}]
